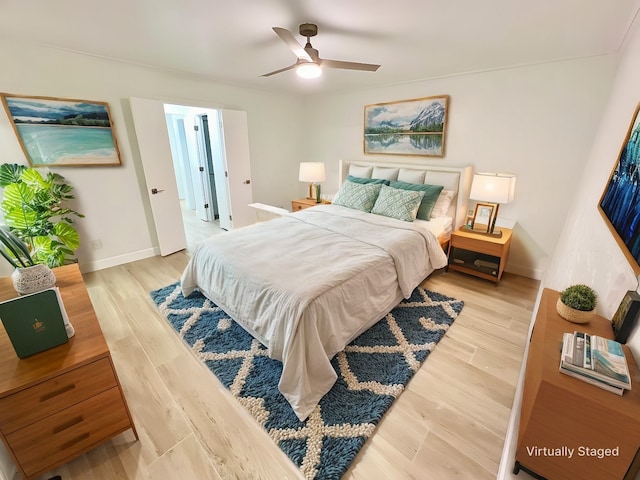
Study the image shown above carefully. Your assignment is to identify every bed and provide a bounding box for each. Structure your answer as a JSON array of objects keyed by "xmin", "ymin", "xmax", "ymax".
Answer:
[{"xmin": 181, "ymin": 160, "xmax": 472, "ymax": 421}]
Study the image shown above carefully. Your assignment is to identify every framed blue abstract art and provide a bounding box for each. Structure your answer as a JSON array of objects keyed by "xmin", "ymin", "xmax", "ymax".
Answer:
[{"xmin": 599, "ymin": 102, "xmax": 640, "ymax": 273}]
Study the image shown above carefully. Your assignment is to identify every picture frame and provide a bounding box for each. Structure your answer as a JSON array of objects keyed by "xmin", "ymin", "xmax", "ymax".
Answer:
[
  {"xmin": 599, "ymin": 102, "xmax": 640, "ymax": 273},
  {"xmin": 0, "ymin": 93, "xmax": 122, "ymax": 167},
  {"xmin": 364, "ymin": 95, "xmax": 449, "ymax": 157},
  {"xmin": 611, "ymin": 290, "xmax": 640, "ymax": 344},
  {"xmin": 471, "ymin": 202, "xmax": 496, "ymax": 233}
]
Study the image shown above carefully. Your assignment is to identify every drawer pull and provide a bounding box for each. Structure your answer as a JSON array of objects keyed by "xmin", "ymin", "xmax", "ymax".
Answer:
[
  {"xmin": 40, "ymin": 384, "xmax": 76, "ymax": 402},
  {"xmin": 60, "ymin": 432, "xmax": 90, "ymax": 450},
  {"xmin": 53, "ymin": 416, "xmax": 84, "ymax": 434}
]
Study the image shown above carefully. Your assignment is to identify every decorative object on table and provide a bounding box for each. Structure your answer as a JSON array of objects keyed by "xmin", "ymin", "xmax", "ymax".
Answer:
[
  {"xmin": 0, "ymin": 226, "xmax": 56, "ymax": 295},
  {"xmin": 611, "ymin": 290, "xmax": 640, "ymax": 344},
  {"xmin": 599, "ymin": 102, "xmax": 640, "ymax": 273},
  {"xmin": 0, "ymin": 93, "xmax": 121, "ymax": 167},
  {"xmin": 0, "ymin": 163, "xmax": 84, "ymax": 267},
  {"xmin": 556, "ymin": 284, "xmax": 597, "ymax": 324},
  {"xmin": 559, "ymin": 331, "xmax": 632, "ymax": 394},
  {"xmin": 151, "ymin": 282, "xmax": 464, "ymax": 480},
  {"xmin": 0, "ymin": 287, "xmax": 69, "ymax": 358},
  {"xmin": 364, "ymin": 95, "xmax": 449, "ymax": 157},
  {"xmin": 298, "ymin": 162, "xmax": 325, "ymax": 202},
  {"xmin": 466, "ymin": 172, "xmax": 516, "ymax": 236}
]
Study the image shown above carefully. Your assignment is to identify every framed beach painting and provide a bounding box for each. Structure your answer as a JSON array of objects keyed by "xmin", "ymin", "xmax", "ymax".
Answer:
[
  {"xmin": 1, "ymin": 94, "xmax": 121, "ymax": 167},
  {"xmin": 364, "ymin": 95, "xmax": 449, "ymax": 157},
  {"xmin": 599, "ymin": 102, "xmax": 640, "ymax": 274}
]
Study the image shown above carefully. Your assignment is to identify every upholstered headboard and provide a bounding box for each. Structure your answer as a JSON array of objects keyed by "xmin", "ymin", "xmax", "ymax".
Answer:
[{"xmin": 338, "ymin": 160, "xmax": 473, "ymax": 229}]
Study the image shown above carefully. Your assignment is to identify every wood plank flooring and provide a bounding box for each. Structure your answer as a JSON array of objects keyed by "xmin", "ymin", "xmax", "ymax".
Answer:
[{"xmin": 19, "ymin": 253, "xmax": 538, "ymax": 480}]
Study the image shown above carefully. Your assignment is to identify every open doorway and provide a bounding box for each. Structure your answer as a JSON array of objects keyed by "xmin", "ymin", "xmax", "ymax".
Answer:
[{"xmin": 164, "ymin": 104, "xmax": 227, "ymax": 253}]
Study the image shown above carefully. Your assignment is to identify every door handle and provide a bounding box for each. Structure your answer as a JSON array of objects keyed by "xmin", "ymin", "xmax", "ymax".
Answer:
[
  {"xmin": 243, "ymin": 180, "xmax": 251, "ymax": 184},
  {"xmin": 151, "ymin": 188, "xmax": 165, "ymax": 194}
]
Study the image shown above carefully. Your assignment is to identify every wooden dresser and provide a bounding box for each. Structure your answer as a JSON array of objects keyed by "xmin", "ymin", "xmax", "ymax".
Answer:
[
  {"xmin": 0, "ymin": 264, "xmax": 137, "ymax": 479},
  {"xmin": 515, "ymin": 288, "xmax": 640, "ymax": 479}
]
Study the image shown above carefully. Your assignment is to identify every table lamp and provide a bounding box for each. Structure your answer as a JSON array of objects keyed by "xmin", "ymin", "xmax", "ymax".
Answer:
[
  {"xmin": 468, "ymin": 172, "xmax": 516, "ymax": 236},
  {"xmin": 299, "ymin": 162, "xmax": 326, "ymax": 202}
]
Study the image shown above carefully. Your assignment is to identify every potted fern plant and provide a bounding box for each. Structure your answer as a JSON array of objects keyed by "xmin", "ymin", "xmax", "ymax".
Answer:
[
  {"xmin": 0, "ymin": 163, "xmax": 84, "ymax": 267},
  {"xmin": 556, "ymin": 284, "xmax": 597, "ymax": 324}
]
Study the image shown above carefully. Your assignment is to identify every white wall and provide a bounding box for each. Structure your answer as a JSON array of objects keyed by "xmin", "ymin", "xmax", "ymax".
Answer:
[
  {"xmin": 302, "ymin": 58, "xmax": 618, "ymax": 279},
  {"xmin": 499, "ymin": 17, "xmax": 640, "ymax": 480},
  {"xmin": 0, "ymin": 40, "xmax": 304, "ymax": 272}
]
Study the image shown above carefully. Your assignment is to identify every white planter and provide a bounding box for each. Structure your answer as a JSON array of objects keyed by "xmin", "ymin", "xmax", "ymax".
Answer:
[{"xmin": 11, "ymin": 264, "xmax": 56, "ymax": 295}]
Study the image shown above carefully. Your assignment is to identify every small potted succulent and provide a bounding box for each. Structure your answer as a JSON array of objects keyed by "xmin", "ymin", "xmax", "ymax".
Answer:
[{"xmin": 556, "ymin": 284, "xmax": 597, "ymax": 324}]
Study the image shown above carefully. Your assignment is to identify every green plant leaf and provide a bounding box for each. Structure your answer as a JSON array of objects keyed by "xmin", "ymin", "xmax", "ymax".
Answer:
[
  {"xmin": 53, "ymin": 222, "xmax": 80, "ymax": 250},
  {"xmin": 0, "ymin": 164, "xmax": 26, "ymax": 188}
]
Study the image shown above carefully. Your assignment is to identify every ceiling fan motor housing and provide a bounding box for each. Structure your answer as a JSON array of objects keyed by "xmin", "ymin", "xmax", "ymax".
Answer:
[{"xmin": 299, "ymin": 23, "xmax": 318, "ymax": 38}]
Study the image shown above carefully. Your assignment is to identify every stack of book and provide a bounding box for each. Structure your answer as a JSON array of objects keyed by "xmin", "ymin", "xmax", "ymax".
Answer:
[{"xmin": 559, "ymin": 331, "xmax": 632, "ymax": 395}]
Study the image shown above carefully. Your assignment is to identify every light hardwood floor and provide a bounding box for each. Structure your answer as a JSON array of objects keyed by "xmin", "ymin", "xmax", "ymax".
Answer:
[{"xmin": 26, "ymin": 254, "xmax": 538, "ymax": 480}]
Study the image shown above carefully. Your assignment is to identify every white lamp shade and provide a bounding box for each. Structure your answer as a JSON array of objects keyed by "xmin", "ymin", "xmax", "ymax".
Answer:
[
  {"xmin": 469, "ymin": 173, "xmax": 516, "ymax": 204},
  {"xmin": 299, "ymin": 162, "xmax": 326, "ymax": 182},
  {"xmin": 296, "ymin": 63, "xmax": 322, "ymax": 79}
]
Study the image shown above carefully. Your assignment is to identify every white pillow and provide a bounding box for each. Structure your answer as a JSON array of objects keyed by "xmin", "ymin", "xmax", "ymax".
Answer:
[
  {"xmin": 371, "ymin": 167, "xmax": 399, "ymax": 181},
  {"xmin": 431, "ymin": 190, "xmax": 456, "ymax": 218},
  {"xmin": 348, "ymin": 165, "xmax": 373, "ymax": 178}
]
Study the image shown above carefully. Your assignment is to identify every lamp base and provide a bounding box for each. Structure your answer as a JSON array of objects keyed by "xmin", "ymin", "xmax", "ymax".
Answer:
[{"xmin": 461, "ymin": 225, "xmax": 504, "ymax": 238}]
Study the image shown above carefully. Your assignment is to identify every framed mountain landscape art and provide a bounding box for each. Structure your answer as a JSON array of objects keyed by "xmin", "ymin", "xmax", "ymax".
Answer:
[
  {"xmin": 599, "ymin": 102, "xmax": 640, "ymax": 274},
  {"xmin": 1, "ymin": 94, "xmax": 121, "ymax": 167},
  {"xmin": 364, "ymin": 95, "xmax": 449, "ymax": 157}
]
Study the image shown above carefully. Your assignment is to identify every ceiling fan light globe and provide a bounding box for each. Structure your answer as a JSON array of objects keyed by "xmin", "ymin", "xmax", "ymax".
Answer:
[{"xmin": 296, "ymin": 63, "xmax": 322, "ymax": 79}]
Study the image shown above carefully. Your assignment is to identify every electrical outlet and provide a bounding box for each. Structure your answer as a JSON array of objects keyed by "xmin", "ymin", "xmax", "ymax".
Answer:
[{"xmin": 90, "ymin": 239, "xmax": 103, "ymax": 250}]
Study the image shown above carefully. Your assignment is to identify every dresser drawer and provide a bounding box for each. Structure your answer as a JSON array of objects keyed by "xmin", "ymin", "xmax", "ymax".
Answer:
[
  {"xmin": 7, "ymin": 386, "xmax": 130, "ymax": 478},
  {"xmin": 0, "ymin": 357, "xmax": 117, "ymax": 434}
]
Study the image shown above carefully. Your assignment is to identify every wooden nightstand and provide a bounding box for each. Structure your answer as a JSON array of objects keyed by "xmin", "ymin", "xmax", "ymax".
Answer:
[
  {"xmin": 291, "ymin": 198, "xmax": 331, "ymax": 211},
  {"xmin": 447, "ymin": 226, "xmax": 512, "ymax": 283}
]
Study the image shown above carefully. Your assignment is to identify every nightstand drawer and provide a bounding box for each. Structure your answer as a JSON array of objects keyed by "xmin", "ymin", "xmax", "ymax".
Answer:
[
  {"xmin": 451, "ymin": 235, "xmax": 504, "ymax": 257},
  {"xmin": 7, "ymin": 387, "xmax": 130, "ymax": 478},
  {"xmin": 0, "ymin": 357, "xmax": 117, "ymax": 434}
]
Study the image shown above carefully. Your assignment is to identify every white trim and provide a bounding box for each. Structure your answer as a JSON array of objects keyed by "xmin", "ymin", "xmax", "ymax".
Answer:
[{"xmin": 79, "ymin": 248, "xmax": 157, "ymax": 273}]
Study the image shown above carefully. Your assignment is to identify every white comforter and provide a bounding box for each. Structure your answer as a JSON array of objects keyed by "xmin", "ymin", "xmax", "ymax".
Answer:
[{"xmin": 181, "ymin": 204, "xmax": 447, "ymax": 420}]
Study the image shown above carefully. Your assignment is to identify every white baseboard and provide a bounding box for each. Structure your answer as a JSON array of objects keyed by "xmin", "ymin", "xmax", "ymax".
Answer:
[
  {"xmin": 506, "ymin": 263, "xmax": 544, "ymax": 281},
  {"xmin": 79, "ymin": 248, "xmax": 157, "ymax": 273}
]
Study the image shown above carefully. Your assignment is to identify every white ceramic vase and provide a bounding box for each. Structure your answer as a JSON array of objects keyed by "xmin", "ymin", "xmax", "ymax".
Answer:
[{"xmin": 11, "ymin": 264, "xmax": 57, "ymax": 295}]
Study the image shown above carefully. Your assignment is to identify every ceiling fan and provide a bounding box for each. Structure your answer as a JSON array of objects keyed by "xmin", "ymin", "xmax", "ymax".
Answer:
[{"xmin": 261, "ymin": 23, "xmax": 381, "ymax": 78}]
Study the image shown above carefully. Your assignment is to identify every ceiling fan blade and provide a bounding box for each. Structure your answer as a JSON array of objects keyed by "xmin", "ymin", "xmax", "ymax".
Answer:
[
  {"xmin": 321, "ymin": 59, "xmax": 380, "ymax": 72},
  {"xmin": 273, "ymin": 27, "xmax": 312, "ymax": 62},
  {"xmin": 261, "ymin": 62, "xmax": 299, "ymax": 77}
]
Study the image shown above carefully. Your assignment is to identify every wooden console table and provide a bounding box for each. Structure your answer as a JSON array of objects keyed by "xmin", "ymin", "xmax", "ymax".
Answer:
[
  {"xmin": 515, "ymin": 288, "xmax": 640, "ymax": 479},
  {"xmin": 0, "ymin": 264, "xmax": 137, "ymax": 479}
]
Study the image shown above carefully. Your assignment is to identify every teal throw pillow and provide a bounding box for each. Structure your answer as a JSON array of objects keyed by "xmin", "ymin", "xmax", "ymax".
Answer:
[
  {"xmin": 332, "ymin": 181, "xmax": 382, "ymax": 212},
  {"xmin": 371, "ymin": 185, "xmax": 425, "ymax": 222},
  {"xmin": 389, "ymin": 180, "xmax": 444, "ymax": 220},
  {"xmin": 346, "ymin": 175, "xmax": 390, "ymax": 185}
]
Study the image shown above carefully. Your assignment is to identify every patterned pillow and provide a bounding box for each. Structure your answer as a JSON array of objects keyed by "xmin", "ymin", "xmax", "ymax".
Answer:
[
  {"xmin": 389, "ymin": 180, "xmax": 444, "ymax": 220},
  {"xmin": 332, "ymin": 181, "xmax": 382, "ymax": 212},
  {"xmin": 371, "ymin": 185, "xmax": 425, "ymax": 222}
]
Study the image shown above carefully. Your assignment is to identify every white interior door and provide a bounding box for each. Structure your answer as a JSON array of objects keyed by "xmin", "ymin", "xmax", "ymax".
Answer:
[
  {"xmin": 129, "ymin": 97, "xmax": 187, "ymax": 256},
  {"xmin": 208, "ymin": 112, "xmax": 232, "ymax": 230},
  {"xmin": 219, "ymin": 109, "xmax": 254, "ymax": 228}
]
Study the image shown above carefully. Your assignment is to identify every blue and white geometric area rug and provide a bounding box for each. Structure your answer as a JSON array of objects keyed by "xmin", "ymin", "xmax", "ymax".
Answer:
[{"xmin": 150, "ymin": 283, "xmax": 463, "ymax": 480}]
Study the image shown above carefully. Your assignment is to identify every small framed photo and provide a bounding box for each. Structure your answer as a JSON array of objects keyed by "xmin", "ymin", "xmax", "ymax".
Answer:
[
  {"xmin": 611, "ymin": 290, "xmax": 640, "ymax": 343},
  {"xmin": 471, "ymin": 202, "xmax": 495, "ymax": 233}
]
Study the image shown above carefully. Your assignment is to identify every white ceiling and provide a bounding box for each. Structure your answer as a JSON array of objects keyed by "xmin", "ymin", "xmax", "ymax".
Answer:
[{"xmin": 2, "ymin": 0, "xmax": 640, "ymax": 94}]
